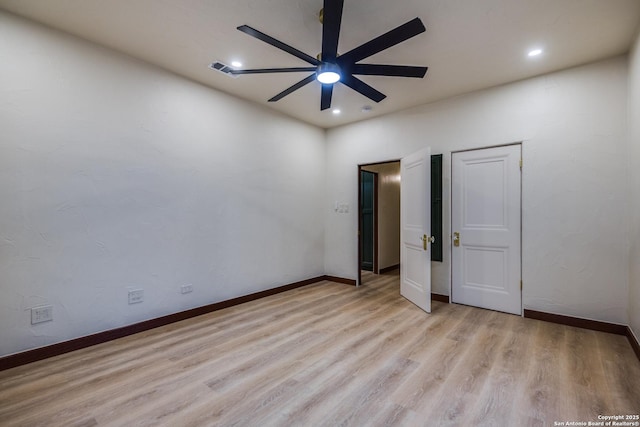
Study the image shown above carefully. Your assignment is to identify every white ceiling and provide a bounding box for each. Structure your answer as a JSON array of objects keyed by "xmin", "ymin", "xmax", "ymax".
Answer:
[{"xmin": 1, "ymin": 0, "xmax": 639, "ymax": 129}]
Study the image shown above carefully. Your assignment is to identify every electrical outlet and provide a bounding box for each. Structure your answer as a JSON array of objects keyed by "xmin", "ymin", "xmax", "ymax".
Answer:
[
  {"xmin": 31, "ymin": 305, "xmax": 53, "ymax": 324},
  {"xmin": 128, "ymin": 289, "xmax": 144, "ymax": 304},
  {"xmin": 181, "ymin": 284, "xmax": 193, "ymax": 294}
]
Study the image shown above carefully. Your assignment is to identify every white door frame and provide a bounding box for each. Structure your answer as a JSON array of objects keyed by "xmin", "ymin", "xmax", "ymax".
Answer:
[{"xmin": 449, "ymin": 142, "xmax": 523, "ymax": 315}]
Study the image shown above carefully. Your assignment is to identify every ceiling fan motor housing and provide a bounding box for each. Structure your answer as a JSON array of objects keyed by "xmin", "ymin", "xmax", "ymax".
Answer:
[{"xmin": 317, "ymin": 62, "xmax": 341, "ymax": 84}]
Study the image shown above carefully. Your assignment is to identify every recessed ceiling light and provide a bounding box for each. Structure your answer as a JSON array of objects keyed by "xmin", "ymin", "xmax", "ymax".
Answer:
[
  {"xmin": 528, "ymin": 49, "xmax": 543, "ymax": 57},
  {"xmin": 332, "ymin": 109, "xmax": 341, "ymax": 115},
  {"xmin": 231, "ymin": 61, "xmax": 243, "ymax": 68}
]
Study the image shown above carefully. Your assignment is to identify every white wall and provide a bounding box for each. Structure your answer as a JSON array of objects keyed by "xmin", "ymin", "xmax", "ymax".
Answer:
[
  {"xmin": 362, "ymin": 162, "xmax": 401, "ymax": 270},
  {"xmin": 628, "ymin": 30, "xmax": 640, "ymax": 340},
  {"xmin": 0, "ymin": 11, "xmax": 326, "ymax": 357},
  {"xmin": 325, "ymin": 56, "xmax": 630, "ymax": 324},
  {"xmin": 1, "ymin": 10, "xmax": 636, "ymax": 359}
]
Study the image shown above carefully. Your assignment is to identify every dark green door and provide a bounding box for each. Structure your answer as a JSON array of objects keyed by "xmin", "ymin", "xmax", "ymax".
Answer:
[{"xmin": 361, "ymin": 171, "xmax": 375, "ymax": 271}]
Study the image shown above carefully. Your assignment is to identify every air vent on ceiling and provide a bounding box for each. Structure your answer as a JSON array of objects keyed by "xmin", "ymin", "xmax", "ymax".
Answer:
[{"xmin": 208, "ymin": 61, "xmax": 239, "ymax": 78}]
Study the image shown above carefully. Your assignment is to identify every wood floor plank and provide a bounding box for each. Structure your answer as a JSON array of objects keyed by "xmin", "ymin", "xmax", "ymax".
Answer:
[
  {"xmin": 518, "ymin": 320, "xmax": 573, "ymax": 425},
  {"xmin": 323, "ymin": 356, "xmax": 420, "ymax": 426},
  {"xmin": 466, "ymin": 313, "xmax": 535, "ymax": 426},
  {"xmin": 565, "ymin": 328, "xmax": 610, "ymax": 419},
  {"xmin": 1, "ymin": 273, "xmax": 638, "ymax": 426},
  {"xmin": 596, "ymin": 331, "xmax": 640, "ymax": 414},
  {"xmin": 425, "ymin": 326, "xmax": 510, "ymax": 426}
]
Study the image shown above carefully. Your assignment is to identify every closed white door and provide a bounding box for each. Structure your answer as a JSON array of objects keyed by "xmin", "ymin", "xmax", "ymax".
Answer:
[
  {"xmin": 451, "ymin": 145, "xmax": 521, "ymax": 315},
  {"xmin": 400, "ymin": 148, "xmax": 432, "ymax": 313}
]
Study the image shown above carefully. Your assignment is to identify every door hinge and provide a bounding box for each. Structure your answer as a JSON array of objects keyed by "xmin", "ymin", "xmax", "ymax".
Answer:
[
  {"xmin": 520, "ymin": 280, "xmax": 523, "ymax": 291},
  {"xmin": 519, "ymin": 159, "xmax": 523, "ymax": 170}
]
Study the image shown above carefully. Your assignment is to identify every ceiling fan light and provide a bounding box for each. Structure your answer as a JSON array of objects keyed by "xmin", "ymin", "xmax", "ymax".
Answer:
[
  {"xmin": 318, "ymin": 71, "xmax": 340, "ymax": 84},
  {"xmin": 317, "ymin": 63, "xmax": 341, "ymax": 84}
]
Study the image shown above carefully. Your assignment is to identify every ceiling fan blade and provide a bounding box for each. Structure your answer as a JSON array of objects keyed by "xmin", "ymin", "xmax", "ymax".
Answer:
[
  {"xmin": 320, "ymin": 84, "xmax": 334, "ymax": 110},
  {"xmin": 268, "ymin": 74, "xmax": 317, "ymax": 102},
  {"xmin": 321, "ymin": 0, "xmax": 344, "ymax": 62},
  {"xmin": 238, "ymin": 25, "xmax": 320, "ymax": 66},
  {"xmin": 341, "ymin": 74, "xmax": 386, "ymax": 103},
  {"xmin": 231, "ymin": 67, "xmax": 317, "ymax": 75},
  {"xmin": 351, "ymin": 64, "xmax": 428, "ymax": 78},
  {"xmin": 338, "ymin": 18, "xmax": 426, "ymax": 64}
]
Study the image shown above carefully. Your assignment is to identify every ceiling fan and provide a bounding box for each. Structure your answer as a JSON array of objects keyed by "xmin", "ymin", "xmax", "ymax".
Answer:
[{"xmin": 229, "ymin": 0, "xmax": 428, "ymax": 111}]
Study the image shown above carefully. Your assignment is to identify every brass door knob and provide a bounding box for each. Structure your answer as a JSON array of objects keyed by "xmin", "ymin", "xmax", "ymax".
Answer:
[{"xmin": 421, "ymin": 234, "xmax": 435, "ymax": 250}]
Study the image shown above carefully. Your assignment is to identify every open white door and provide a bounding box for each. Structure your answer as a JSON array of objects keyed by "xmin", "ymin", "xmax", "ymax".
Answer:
[{"xmin": 400, "ymin": 148, "xmax": 432, "ymax": 313}]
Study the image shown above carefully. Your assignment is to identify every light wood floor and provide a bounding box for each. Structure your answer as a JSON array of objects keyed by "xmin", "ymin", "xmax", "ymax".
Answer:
[{"xmin": 1, "ymin": 272, "xmax": 639, "ymax": 426}]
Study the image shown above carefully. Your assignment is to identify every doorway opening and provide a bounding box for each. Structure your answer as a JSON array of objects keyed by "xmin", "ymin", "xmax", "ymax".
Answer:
[
  {"xmin": 358, "ymin": 161, "xmax": 401, "ymax": 285},
  {"xmin": 357, "ymin": 155, "xmax": 444, "ymax": 287}
]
